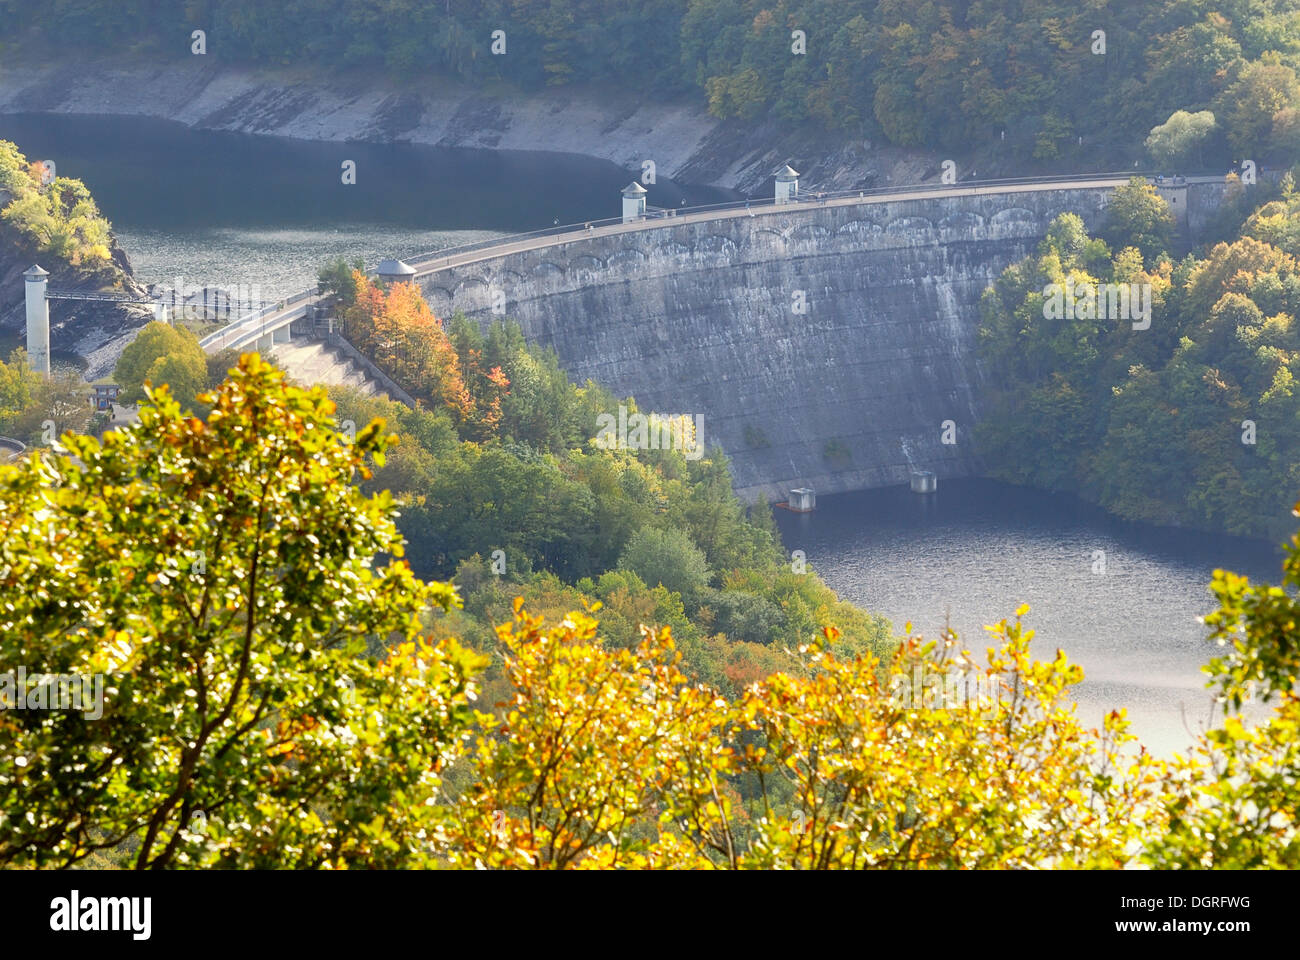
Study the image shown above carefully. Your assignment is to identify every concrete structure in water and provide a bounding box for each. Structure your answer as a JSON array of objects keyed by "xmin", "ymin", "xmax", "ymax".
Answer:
[
  {"xmin": 24, "ymin": 264, "xmax": 50, "ymax": 376},
  {"xmin": 788, "ymin": 487, "xmax": 816, "ymax": 512},
  {"xmin": 910, "ymin": 470, "xmax": 937, "ymax": 494}
]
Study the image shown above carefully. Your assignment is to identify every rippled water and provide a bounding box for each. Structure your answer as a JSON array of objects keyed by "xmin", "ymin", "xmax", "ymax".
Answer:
[
  {"xmin": 113, "ymin": 225, "xmax": 504, "ymax": 305},
  {"xmin": 2, "ymin": 112, "xmax": 736, "ymax": 299},
  {"xmin": 775, "ymin": 479, "xmax": 1282, "ymax": 756}
]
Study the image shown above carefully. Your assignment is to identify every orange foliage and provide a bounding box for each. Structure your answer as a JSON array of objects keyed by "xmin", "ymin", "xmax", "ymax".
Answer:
[{"xmin": 343, "ymin": 273, "xmax": 471, "ymax": 421}]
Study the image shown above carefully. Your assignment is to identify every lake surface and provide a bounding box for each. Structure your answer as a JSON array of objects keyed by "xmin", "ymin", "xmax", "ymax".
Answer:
[
  {"xmin": 0, "ymin": 113, "xmax": 736, "ymax": 300},
  {"xmin": 774, "ymin": 479, "xmax": 1282, "ymax": 756},
  {"xmin": 5, "ymin": 113, "xmax": 1284, "ymax": 755}
]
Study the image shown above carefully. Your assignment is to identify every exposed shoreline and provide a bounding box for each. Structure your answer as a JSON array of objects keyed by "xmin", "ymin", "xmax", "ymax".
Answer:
[{"xmin": 0, "ymin": 56, "xmax": 939, "ymax": 195}]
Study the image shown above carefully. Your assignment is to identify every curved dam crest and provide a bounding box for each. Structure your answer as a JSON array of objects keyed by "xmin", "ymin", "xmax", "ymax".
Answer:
[{"xmin": 420, "ymin": 187, "xmax": 1120, "ymax": 500}]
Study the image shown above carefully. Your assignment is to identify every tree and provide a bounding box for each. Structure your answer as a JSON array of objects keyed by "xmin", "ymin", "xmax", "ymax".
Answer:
[
  {"xmin": 1103, "ymin": 178, "xmax": 1177, "ymax": 263},
  {"xmin": 317, "ymin": 257, "xmax": 364, "ymax": 304},
  {"xmin": 0, "ymin": 354, "xmax": 484, "ymax": 868},
  {"xmin": 1144, "ymin": 500, "xmax": 1300, "ymax": 868},
  {"xmin": 444, "ymin": 606, "xmax": 732, "ymax": 869},
  {"xmin": 0, "ymin": 349, "xmax": 92, "ymax": 445},
  {"xmin": 1145, "ymin": 110, "xmax": 1217, "ymax": 167},
  {"xmin": 1216, "ymin": 58, "xmax": 1300, "ymax": 157},
  {"xmin": 114, "ymin": 321, "xmax": 208, "ymax": 406},
  {"xmin": 446, "ymin": 607, "xmax": 1166, "ymax": 868},
  {"xmin": 340, "ymin": 273, "xmax": 470, "ymax": 422},
  {"xmin": 618, "ymin": 525, "xmax": 711, "ymax": 602}
]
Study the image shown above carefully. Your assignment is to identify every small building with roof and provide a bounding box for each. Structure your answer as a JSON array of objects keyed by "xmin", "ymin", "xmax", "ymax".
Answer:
[
  {"xmin": 622, "ymin": 182, "xmax": 648, "ymax": 223},
  {"xmin": 376, "ymin": 259, "xmax": 417, "ymax": 285},
  {"xmin": 775, "ymin": 165, "xmax": 800, "ymax": 204}
]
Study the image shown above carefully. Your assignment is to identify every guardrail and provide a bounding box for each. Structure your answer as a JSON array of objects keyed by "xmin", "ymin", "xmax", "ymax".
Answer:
[
  {"xmin": 0, "ymin": 435, "xmax": 26, "ymax": 462},
  {"xmin": 198, "ymin": 170, "xmax": 1158, "ymax": 351},
  {"xmin": 401, "ymin": 170, "xmax": 1153, "ymax": 272}
]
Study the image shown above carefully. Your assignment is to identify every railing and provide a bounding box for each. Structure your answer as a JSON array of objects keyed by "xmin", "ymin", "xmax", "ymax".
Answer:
[
  {"xmin": 45, "ymin": 290, "xmax": 158, "ymax": 303},
  {"xmin": 0, "ymin": 435, "xmax": 26, "ymax": 462},
  {"xmin": 198, "ymin": 170, "xmax": 1159, "ymax": 351},
  {"xmin": 402, "ymin": 170, "xmax": 1153, "ymax": 273}
]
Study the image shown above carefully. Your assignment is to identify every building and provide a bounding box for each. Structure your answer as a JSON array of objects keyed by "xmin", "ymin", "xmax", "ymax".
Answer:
[
  {"xmin": 775, "ymin": 165, "xmax": 800, "ymax": 204},
  {"xmin": 90, "ymin": 382, "xmax": 121, "ymax": 411},
  {"xmin": 622, "ymin": 182, "xmax": 648, "ymax": 223},
  {"xmin": 788, "ymin": 487, "xmax": 816, "ymax": 512},
  {"xmin": 376, "ymin": 259, "xmax": 417, "ymax": 285}
]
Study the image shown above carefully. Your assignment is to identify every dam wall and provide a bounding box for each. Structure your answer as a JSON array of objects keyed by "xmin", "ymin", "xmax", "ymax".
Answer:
[{"xmin": 417, "ymin": 185, "xmax": 1179, "ymax": 501}]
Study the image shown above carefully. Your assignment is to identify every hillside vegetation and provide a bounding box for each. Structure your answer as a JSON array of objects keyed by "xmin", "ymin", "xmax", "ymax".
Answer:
[
  {"xmin": 0, "ymin": 139, "xmax": 114, "ymax": 268},
  {"xmin": 977, "ymin": 176, "xmax": 1300, "ymax": 539},
  {"xmin": 315, "ymin": 270, "xmax": 893, "ymax": 695},
  {"xmin": 9, "ymin": 1, "xmax": 1300, "ymax": 166}
]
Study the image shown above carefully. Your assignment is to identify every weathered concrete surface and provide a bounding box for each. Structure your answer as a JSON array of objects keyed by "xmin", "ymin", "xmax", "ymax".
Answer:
[{"xmin": 419, "ymin": 187, "xmax": 1132, "ymax": 501}]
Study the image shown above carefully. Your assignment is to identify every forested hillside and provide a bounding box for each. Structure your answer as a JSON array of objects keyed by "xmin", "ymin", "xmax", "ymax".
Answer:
[
  {"xmin": 7, "ymin": 1, "xmax": 1300, "ymax": 165},
  {"xmin": 977, "ymin": 176, "xmax": 1300, "ymax": 539}
]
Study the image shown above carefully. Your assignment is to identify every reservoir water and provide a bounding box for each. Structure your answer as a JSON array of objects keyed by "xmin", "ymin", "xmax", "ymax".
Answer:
[
  {"xmin": 4, "ymin": 113, "xmax": 1287, "ymax": 755},
  {"xmin": 774, "ymin": 480, "xmax": 1282, "ymax": 755},
  {"xmin": 0, "ymin": 113, "xmax": 737, "ymax": 301}
]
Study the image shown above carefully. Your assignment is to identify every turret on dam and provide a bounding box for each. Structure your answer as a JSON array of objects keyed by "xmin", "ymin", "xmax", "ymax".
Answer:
[{"xmin": 417, "ymin": 179, "xmax": 1153, "ymax": 501}]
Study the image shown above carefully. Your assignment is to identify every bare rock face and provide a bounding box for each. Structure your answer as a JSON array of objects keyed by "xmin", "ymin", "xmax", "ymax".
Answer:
[{"xmin": 0, "ymin": 212, "xmax": 151, "ymax": 379}]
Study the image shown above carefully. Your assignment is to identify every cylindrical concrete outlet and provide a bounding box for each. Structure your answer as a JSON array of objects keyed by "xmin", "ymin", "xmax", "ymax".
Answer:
[
  {"xmin": 24, "ymin": 264, "xmax": 50, "ymax": 376},
  {"xmin": 910, "ymin": 470, "xmax": 937, "ymax": 494}
]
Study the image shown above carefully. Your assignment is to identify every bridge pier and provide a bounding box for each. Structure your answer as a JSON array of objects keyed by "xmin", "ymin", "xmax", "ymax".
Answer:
[
  {"xmin": 257, "ymin": 332, "xmax": 274, "ymax": 354},
  {"xmin": 273, "ymin": 325, "xmax": 291, "ymax": 344},
  {"xmin": 23, "ymin": 265, "xmax": 51, "ymax": 376}
]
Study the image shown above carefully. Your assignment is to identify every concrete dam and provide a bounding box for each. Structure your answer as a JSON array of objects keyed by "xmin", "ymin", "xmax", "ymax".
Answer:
[
  {"xmin": 417, "ymin": 179, "xmax": 1152, "ymax": 501},
  {"xmin": 195, "ymin": 173, "xmax": 1229, "ymax": 501}
]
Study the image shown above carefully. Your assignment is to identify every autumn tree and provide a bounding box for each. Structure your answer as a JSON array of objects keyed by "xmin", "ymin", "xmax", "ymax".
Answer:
[
  {"xmin": 114, "ymin": 321, "xmax": 208, "ymax": 409},
  {"xmin": 0, "ymin": 354, "xmax": 484, "ymax": 868},
  {"xmin": 1144, "ymin": 500, "xmax": 1300, "ymax": 868},
  {"xmin": 341, "ymin": 273, "xmax": 471, "ymax": 422},
  {"xmin": 446, "ymin": 607, "xmax": 1167, "ymax": 868}
]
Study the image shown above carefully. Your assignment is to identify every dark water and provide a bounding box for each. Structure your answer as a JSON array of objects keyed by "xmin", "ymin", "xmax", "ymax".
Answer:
[
  {"xmin": 775, "ymin": 479, "xmax": 1283, "ymax": 755},
  {"xmin": 0, "ymin": 113, "xmax": 737, "ymax": 300},
  {"xmin": 0, "ymin": 113, "xmax": 735, "ymax": 230}
]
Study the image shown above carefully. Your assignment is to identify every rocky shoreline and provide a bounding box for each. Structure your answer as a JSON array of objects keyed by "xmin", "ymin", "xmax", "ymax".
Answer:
[
  {"xmin": 0, "ymin": 57, "xmax": 940, "ymax": 195},
  {"xmin": 0, "ymin": 219, "xmax": 150, "ymax": 381}
]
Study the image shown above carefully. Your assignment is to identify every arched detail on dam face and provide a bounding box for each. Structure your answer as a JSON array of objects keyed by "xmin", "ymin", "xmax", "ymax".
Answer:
[{"xmin": 417, "ymin": 187, "xmax": 1119, "ymax": 500}]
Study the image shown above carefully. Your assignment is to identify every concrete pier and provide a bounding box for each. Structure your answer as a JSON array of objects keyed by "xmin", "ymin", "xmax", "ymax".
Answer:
[{"xmin": 23, "ymin": 264, "xmax": 50, "ymax": 376}]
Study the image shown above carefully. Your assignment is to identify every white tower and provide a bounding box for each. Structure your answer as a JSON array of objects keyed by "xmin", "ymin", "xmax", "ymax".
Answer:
[
  {"xmin": 775, "ymin": 164, "xmax": 800, "ymax": 204},
  {"xmin": 622, "ymin": 182, "xmax": 647, "ymax": 223},
  {"xmin": 24, "ymin": 264, "xmax": 50, "ymax": 376}
]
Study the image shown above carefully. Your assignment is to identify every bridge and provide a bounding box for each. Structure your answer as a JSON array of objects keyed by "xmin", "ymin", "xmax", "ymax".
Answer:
[
  {"xmin": 188, "ymin": 169, "xmax": 1233, "ymax": 500},
  {"xmin": 21, "ymin": 265, "xmax": 163, "ymax": 376}
]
